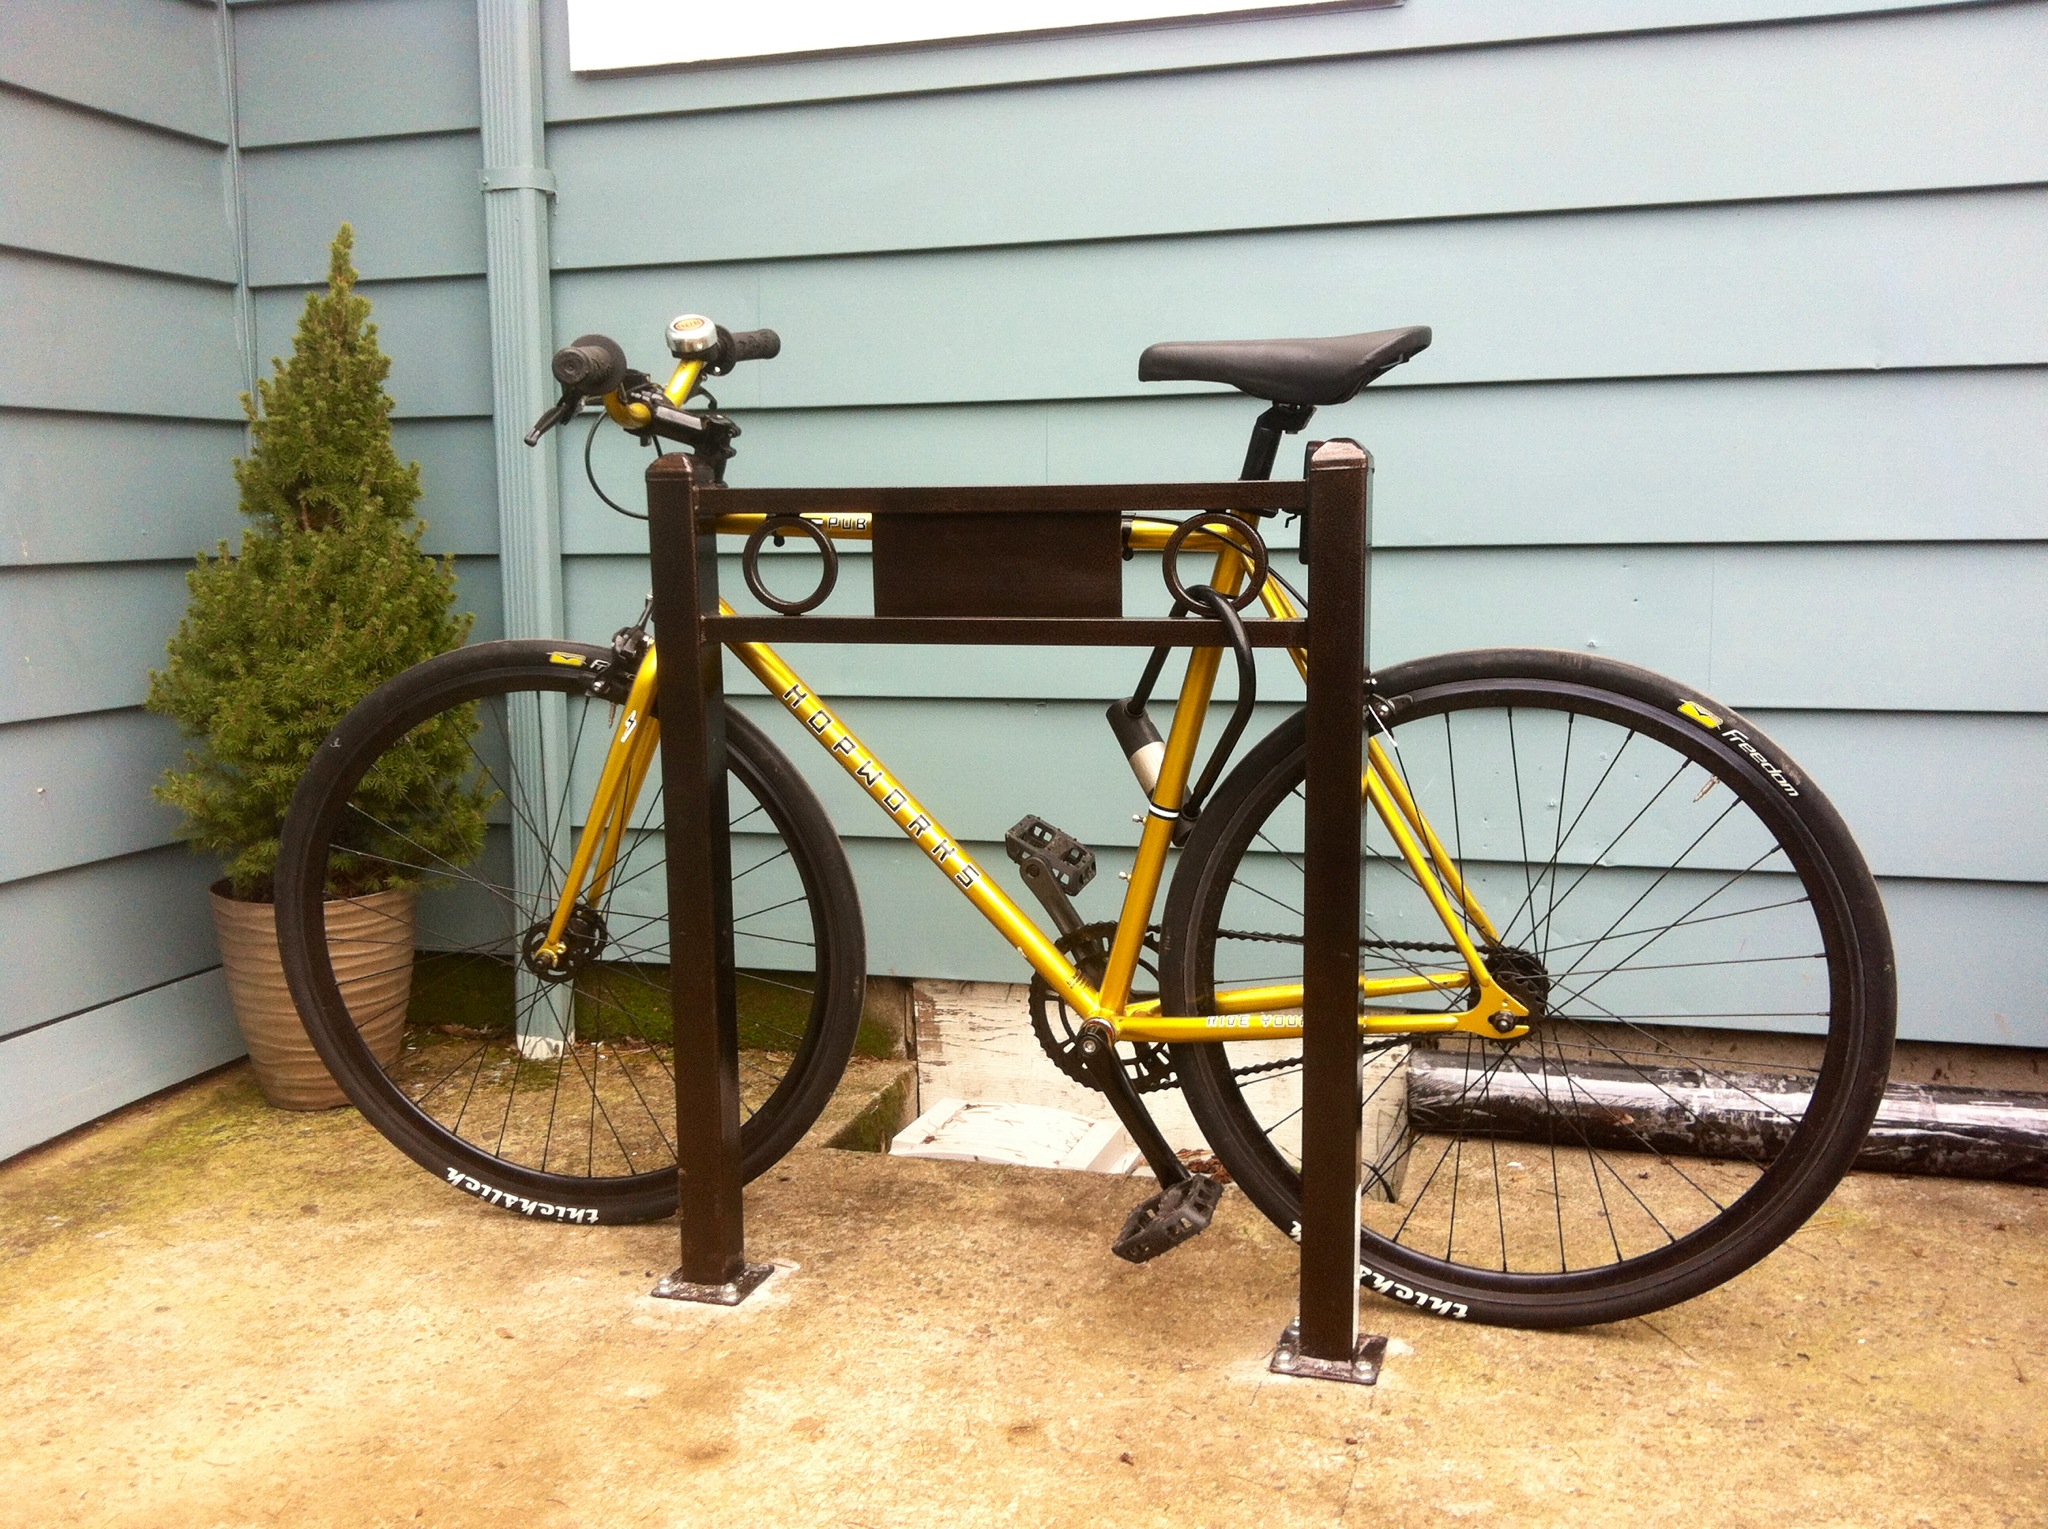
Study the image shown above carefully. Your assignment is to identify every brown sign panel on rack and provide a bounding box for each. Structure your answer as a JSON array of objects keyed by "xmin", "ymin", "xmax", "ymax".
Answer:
[{"xmin": 871, "ymin": 510, "xmax": 1122, "ymax": 619}]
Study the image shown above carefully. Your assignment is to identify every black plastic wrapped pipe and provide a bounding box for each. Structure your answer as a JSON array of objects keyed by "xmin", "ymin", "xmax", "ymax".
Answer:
[{"xmin": 1407, "ymin": 1050, "xmax": 2048, "ymax": 1185}]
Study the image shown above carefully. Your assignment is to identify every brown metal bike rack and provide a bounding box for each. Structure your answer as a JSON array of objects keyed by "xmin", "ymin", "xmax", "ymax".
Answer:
[{"xmin": 645, "ymin": 441, "xmax": 1383, "ymax": 1382}]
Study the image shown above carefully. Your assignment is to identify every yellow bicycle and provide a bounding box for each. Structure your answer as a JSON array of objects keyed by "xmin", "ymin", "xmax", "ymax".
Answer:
[{"xmin": 279, "ymin": 316, "xmax": 1895, "ymax": 1326}]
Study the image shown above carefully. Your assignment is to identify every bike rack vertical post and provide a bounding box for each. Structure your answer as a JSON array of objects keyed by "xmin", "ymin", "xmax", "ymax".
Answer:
[
  {"xmin": 1271, "ymin": 440, "xmax": 1386, "ymax": 1383},
  {"xmin": 646, "ymin": 454, "xmax": 773, "ymax": 1305}
]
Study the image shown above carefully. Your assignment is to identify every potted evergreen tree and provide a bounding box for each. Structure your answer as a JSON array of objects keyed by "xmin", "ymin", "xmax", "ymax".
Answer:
[{"xmin": 149, "ymin": 226, "xmax": 481, "ymax": 1108}]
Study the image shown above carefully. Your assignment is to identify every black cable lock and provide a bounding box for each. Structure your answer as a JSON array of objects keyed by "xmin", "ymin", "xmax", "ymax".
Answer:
[
  {"xmin": 1115, "ymin": 513, "xmax": 1267, "ymax": 826},
  {"xmin": 1172, "ymin": 584, "xmax": 1259, "ymax": 844}
]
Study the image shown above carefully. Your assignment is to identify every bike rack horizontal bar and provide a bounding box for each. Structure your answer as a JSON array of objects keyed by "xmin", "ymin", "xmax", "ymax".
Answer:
[
  {"xmin": 703, "ymin": 481, "xmax": 1308, "ymax": 517},
  {"xmin": 704, "ymin": 615, "xmax": 1308, "ymax": 647}
]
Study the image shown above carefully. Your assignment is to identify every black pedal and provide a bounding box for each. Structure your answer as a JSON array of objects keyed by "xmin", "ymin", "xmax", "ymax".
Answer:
[
  {"xmin": 1111, "ymin": 1174, "xmax": 1225, "ymax": 1264},
  {"xmin": 1004, "ymin": 816, "xmax": 1095, "ymax": 894}
]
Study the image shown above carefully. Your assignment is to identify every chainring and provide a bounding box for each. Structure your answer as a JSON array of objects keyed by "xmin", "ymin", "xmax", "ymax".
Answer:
[{"xmin": 1029, "ymin": 922, "xmax": 1178, "ymax": 1095}]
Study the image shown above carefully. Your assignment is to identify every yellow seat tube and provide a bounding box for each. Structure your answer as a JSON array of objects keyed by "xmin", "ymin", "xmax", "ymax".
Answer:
[
  {"xmin": 1097, "ymin": 540, "xmax": 1251, "ymax": 1012},
  {"xmin": 1098, "ymin": 648, "xmax": 1220, "ymax": 1012}
]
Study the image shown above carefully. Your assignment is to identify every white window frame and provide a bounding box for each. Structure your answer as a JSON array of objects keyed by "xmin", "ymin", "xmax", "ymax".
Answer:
[{"xmin": 565, "ymin": 1, "xmax": 1398, "ymax": 75}]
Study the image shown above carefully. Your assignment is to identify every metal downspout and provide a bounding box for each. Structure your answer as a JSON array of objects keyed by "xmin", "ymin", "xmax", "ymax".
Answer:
[
  {"xmin": 213, "ymin": 0, "xmax": 257, "ymax": 406},
  {"xmin": 478, "ymin": 0, "xmax": 572, "ymax": 1055}
]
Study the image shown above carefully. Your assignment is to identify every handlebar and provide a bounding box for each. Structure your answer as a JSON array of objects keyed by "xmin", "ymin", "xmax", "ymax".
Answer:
[
  {"xmin": 551, "ymin": 333, "xmax": 628, "ymax": 396},
  {"xmin": 526, "ymin": 318, "xmax": 781, "ymax": 449},
  {"xmin": 718, "ymin": 326, "xmax": 780, "ymax": 368}
]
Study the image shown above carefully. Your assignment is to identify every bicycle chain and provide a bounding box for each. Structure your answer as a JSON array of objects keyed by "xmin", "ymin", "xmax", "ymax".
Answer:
[
  {"xmin": 1038, "ymin": 928, "xmax": 1469, "ymax": 1091},
  {"xmin": 1211, "ymin": 930, "xmax": 1474, "ymax": 1083},
  {"xmin": 1226, "ymin": 1053, "xmax": 1305, "ymax": 1082},
  {"xmin": 1217, "ymin": 928, "xmax": 1461, "ymax": 955}
]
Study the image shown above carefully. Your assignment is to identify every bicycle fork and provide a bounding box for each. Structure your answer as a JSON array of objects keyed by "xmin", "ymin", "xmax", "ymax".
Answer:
[{"xmin": 529, "ymin": 642, "xmax": 665, "ymax": 976}]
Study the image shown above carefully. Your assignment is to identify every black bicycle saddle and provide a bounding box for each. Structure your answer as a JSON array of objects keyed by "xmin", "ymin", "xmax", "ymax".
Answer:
[{"xmin": 1137, "ymin": 326, "xmax": 1432, "ymax": 405}]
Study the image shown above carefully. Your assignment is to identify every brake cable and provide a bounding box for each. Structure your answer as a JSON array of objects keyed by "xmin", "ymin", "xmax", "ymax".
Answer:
[
  {"xmin": 583, "ymin": 382, "xmax": 724, "ymax": 521},
  {"xmin": 583, "ymin": 411, "xmax": 649, "ymax": 520}
]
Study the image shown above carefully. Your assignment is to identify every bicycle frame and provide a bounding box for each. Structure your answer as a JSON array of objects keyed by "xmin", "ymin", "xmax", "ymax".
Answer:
[{"xmin": 532, "ymin": 514, "xmax": 1531, "ymax": 1046}]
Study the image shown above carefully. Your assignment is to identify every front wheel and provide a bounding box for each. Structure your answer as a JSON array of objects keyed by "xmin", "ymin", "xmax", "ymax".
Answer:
[
  {"xmin": 1160, "ymin": 648, "xmax": 1895, "ymax": 1327},
  {"xmin": 277, "ymin": 639, "xmax": 866, "ymax": 1224}
]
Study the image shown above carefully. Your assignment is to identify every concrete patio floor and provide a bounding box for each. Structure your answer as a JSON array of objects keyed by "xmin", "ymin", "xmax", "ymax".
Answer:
[{"xmin": 2, "ymin": 1062, "xmax": 2043, "ymax": 1529}]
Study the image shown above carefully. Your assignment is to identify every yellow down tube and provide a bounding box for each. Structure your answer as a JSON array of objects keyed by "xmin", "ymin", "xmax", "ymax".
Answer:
[{"xmin": 719, "ymin": 612, "xmax": 1106, "ymax": 1019}]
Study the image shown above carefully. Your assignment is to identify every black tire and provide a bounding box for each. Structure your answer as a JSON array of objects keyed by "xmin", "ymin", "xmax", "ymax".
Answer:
[
  {"xmin": 1161, "ymin": 648, "xmax": 1895, "ymax": 1327},
  {"xmin": 277, "ymin": 639, "xmax": 865, "ymax": 1224}
]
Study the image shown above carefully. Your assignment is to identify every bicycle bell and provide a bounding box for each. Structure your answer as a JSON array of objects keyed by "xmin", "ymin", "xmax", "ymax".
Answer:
[{"xmin": 666, "ymin": 313, "xmax": 719, "ymax": 358}]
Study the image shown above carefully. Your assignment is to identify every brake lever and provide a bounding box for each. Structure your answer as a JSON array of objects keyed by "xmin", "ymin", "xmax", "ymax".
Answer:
[{"xmin": 523, "ymin": 390, "xmax": 583, "ymax": 447}]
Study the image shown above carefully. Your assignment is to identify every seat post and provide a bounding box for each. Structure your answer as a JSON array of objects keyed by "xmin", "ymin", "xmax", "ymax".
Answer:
[{"xmin": 1239, "ymin": 402, "xmax": 1318, "ymax": 481}]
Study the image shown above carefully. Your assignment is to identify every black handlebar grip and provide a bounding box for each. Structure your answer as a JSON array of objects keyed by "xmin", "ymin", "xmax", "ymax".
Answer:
[
  {"xmin": 551, "ymin": 333, "xmax": 628, "ymax": 396},
  {"xmin": 725, "ymin": 328, "xmax": 781, "ymax": 364}
]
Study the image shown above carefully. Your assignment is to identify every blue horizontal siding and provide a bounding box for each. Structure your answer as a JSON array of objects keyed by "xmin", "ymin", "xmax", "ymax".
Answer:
[
  {"xmin": 1885, "ymin": 878, "xmax": 2048, "ymax": 1048},
  {"xmin": 534, "ymin": 0, "xmax": 1999, "ymax": 124},
  {"xmin": 0, "ymin": 411, "xmax": 244, "ymax": 566},
  {"xmin": 0, "ymin": 709, "xmax": 185, "ymax": 884},
  {"xmin": 241, "ymin": 131, "xmax": 485, "ymax": 286},
  {"xmin": 391, "ymin": 418, "xmax": 500, "ymax": 556},
  {"xmin": 0, "ymin": 413, "xmax": 492, "ymax": 566},
  {"xmin": 0, "ymin": 252, "xmax": 244, "ymax": 419},
  {"xmin": 0, "ymin": 87, "xmax": 238, "ymax": 282},
  {"xmin": 250, "ymin": 275, "xmax": 491, "ymax": 419},
  {"xmin": 547, "ymin": 4, "xmax": 2048, "ymax": 270},
  {"xmin": 552, "ymin": 188, "xmax": 2048, "ymax": 412},
  {"xmin": 0, "ymin": 0, "xmax": 227, "ymax": 143},
  {"xmin": 223, "ymin": 0, "xmax": 1987, "ymax": 147},
  {"xmin": 231, "ymin": 0, "xmax": 479, "ymax": 148},
  {"xmin": 0, "ymin": 0, "xmax": 252, "ymax": 1160},
  {"xmin": 561, "ymin": 370, "xmax": 2048, "ymax": 554},
  {"xmin": 315, "ymin": 192, "xmax": 2048, "ymax": 423},
  {"xmin": 0, "ymin": 847, "xmax": 223, "ymax": 1040},
  {"xmin": 0, "ymin": 562, "xmax": 194, "ymax": 724},
  {"xmin": 0, "ymin": 969, "xmax": 242, "ymax": 1163},
  {"xmin": 1757, "ymin": 711, "xmax": 2048, "ymax": 885},
  {"xmin": 0, "ymin": 556, "xmax": 505, "ymax": 725}
]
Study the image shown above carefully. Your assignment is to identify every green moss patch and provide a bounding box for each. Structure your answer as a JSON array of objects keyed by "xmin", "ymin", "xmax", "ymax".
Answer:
[{"xmin": 406, "ymin": 953, "xmax": 820, "ymax": 1054}]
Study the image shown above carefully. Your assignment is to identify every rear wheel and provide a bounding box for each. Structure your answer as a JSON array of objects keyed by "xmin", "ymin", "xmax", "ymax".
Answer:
[
  {"xmin": 1161, "ymin": 648, "xmax": 1894, "ymax": 1327},
  {"xmin": 277, "ymin": 639, "xmax": 865, "ymax": 1224}
]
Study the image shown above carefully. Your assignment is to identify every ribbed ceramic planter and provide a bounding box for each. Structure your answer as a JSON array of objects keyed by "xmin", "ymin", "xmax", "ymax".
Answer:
[{"xmin": 210, "ymin": 883, "xmax": 417, "ymax": 1110}]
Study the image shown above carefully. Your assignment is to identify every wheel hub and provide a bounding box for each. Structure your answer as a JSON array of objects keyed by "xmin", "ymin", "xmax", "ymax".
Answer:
[
  {"xmin": 520, "ymin": 906, "xmax": 610, "ymax": 983},
  {"xmin": 1481, "ymin": 943, "xmax": 1551, "ymax": 1031}
]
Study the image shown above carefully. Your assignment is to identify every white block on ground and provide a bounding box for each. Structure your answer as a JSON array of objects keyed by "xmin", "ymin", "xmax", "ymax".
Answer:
[
  {"xmin": 910, "ymin": 980, "xmax": 1207, "ymax": 1153},
  {"xmin": 892, "ymin": 1098, "xmax": 1142, "ymax": 1175}
]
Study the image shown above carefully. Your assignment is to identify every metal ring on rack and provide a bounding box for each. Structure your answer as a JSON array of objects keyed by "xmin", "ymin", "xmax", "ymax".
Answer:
[
  {"xmin": 1161, "ymin": 512, "xmax": 1269, "ymax": 612},
  {"xmin": 742, "ymin": 514, "xmax": 838, "ymax": 616}
]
